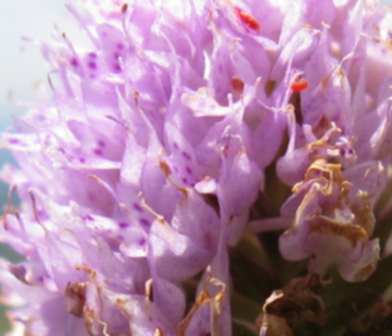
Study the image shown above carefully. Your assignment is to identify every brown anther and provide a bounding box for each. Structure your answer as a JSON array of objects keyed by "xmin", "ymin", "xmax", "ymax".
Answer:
[
  {"xmin": 231, "ymin": 77, "xmax": 245, "ymax": 93},
  {"xmin": 133, "ymin": 90, "xmax": 140, "ymax": 105},
  {"xmin": 265, "ymin": 79, "xmax": 277, "ymax": 96},
  {"xmin": 178, "ymin": 187, "xmax": 189, "ymax": 199},
  {"xmin": 145, "ymin": 278, "xmax": 154, "ymax": 302},
  {"xmin": 75, "ymin": 264, "xmax": 97, "ymax": 279},
  {"xmin": 159, "ymin": 160, "xmax": 171, "ymax": 177},
  {"xmin": 121, "ymin": 3, "xmax": 128, "ymax": 13},
  {"xmin": 154, "ymin": 328, "xmax": 165, "ymax": 336},
  {"xmin": 312, "ymin": 116, "xmax": 331, "ymax": 137},
  {"xmin": 65, "ymin": 282, "xmax": 87, "ymax": 317},
  {"xmin": 330, "ymin": 41, "xmax": 341, "ymax": 58}
]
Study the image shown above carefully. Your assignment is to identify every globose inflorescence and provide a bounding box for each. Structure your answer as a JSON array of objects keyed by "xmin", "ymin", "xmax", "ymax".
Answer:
[{"xmin": 1, "ymin": 0, "xmax": 392, "ymax": 335}]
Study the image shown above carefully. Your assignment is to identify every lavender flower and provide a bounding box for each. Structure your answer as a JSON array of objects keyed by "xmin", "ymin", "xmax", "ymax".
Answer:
[{"xmin": 1, "ymin": 0, "xmax": 392, "ymax": 335}]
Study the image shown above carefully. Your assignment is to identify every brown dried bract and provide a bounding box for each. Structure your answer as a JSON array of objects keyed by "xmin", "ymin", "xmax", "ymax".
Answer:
[
  {"xmin": 177, "ymin": 276, "xmax": 226, "ymax": 336},
  {"xmin": 257, "ymin": 275, "xmax": 326, "ymax": 335},
  {"xmin": 65, "ymin": 282, "xmax": 87, "ymax": 317}
]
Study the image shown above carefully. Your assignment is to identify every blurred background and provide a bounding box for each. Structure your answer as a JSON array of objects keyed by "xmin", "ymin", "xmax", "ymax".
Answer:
[
  {"xmin": 0, "ymin": 0, "xmax": 392, "ymax": 334},
  {"xmin": 0, "ymin": 1, "xmax": 75, "ymax": 333}
]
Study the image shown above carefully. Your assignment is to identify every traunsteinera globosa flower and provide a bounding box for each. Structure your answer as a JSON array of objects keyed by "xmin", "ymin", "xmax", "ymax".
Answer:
[{"xmin": 1, "ymin": 0, "xmax": 392, "ymax": 335}]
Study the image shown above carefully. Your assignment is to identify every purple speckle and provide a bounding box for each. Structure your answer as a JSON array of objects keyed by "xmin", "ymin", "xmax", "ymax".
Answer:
[
  {"xmin": 138, "ymin": 238, "xmax": 146, "ymax": 246},
  {"xmin": 185, "ymin": 166, "xmax": 193, "ymax": 175},
  {"xmin": 88, "ymin": 52, "xmax": 97, "ymax": 59},
  {"xmin": 94, "ymin": 148, "xmax": 103, "ymax": 156},
  {"xmin": 113, "ymin": 63, "xmax": 122, "ymax": 73},
  {"xmin": 182, "ymin": 177, "xmax": 188, "ymax": 184},
  {"xmin": 70, "ymin": 57, "xmax": 79, "ymax": 67},
  {"xmin": 133, "ymin": 203, "xmax": 143, "ymax": 212},
  {"xmin": 182, "ymin": 151, "xmax": 192, "ymax": 160},
  {"xmin": 97, "ymin": 139, "xmax": 106, "ymax": 148},
  {"xmin": 88, "ymin": 61, "xmax": 97, "ymax": 70},
  {"xmin": 118, "ymin": 221, "xmax": 130, "ymax": 229},
  {"xmin": 82, "ymin": 214, "xmax": 94, "ymax": 221},
  {"xmin": 116, "ymin": 42, "xmax": 125, "ymax": 50},
  {"xmin": 79, "ymin": 157, "xmax": 86, "ymax": 163},
  {"xmin": 140, "ymin": 218, "xmax": 151, "ymax": 228}
]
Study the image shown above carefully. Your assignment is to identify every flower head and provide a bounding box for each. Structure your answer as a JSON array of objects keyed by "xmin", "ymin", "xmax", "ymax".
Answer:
[{"xmin": 1, "ymin": 0, "xmax": 392, "ymax": 335}]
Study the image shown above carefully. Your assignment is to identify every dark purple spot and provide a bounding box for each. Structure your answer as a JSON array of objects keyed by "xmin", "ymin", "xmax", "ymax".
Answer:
[
  {"xmin": 88, "ymin": 52, "xmax": 97, "ymax": 59},
  {"xmin": 118, "ymin": 221, "xmax": 129, "ymax": 229},
  {"xmin": 97, "ymin": 140, "xmax": 106, "ymax": 148},
  {"xmin": 182, "ymin": 151, "xmax": 192, "ymax": 160},
  {"xmin": 79, "ymin": 157, "xmax": 86, "ymax": 163},
  {"xmin": 113, "ymin": 63, "xmax": 122, "ymax": 73},
  {"xmin": 70, "ymin": 57, "xmax": 79, "ymax": 67},
  {"xmin": 10, "ymin": 265, "xmax": 27, "ymax": 281},
  {"xmin": 133, "ymin": 203, "xmax": 143, "ymax": 212},
  {"xmin": 88, "ymin": 61, "xmax": 97, "ymax": 70},
  {"xmin": 8, "ymin": 138, "xmax": 19, "ymax": 144},
  {"xmin": 121, "ymin": 3, "xmax": 128, "ymax": 13},
  {"xmin": 88, "ymin": 192, "xmax": 96, "ymax": 202},
  {"xmin": 113, "ymin": 52, "xmax": 121, "ymax": 59},
  {"xmin": 117, "ymin": 42, "xmax": 125, "ymax": 50},
  {"xmin": 140, "ymin": 218, "xmax": 151, "ymax": 228},
  {"xmin": 138, "ymin": 238, "xmax": 146, "ymax": 246},
  {"xmin": 173, "ymin": 142, "xmax": 179, "ymax": 149},
  {"xmin": 82, "ymin": 214, "xmax": 94, "ymax": 221},
  {"xmin": 185, "ymin": 166, "xmax": 193, "ymax": 175},
  {"xmin": 94, "ymin": 148, "xmax": 103, "ymax": 156},
  {"xmin": 182, "ymin": 177, "xmax": 188, "ymax": 184}
]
